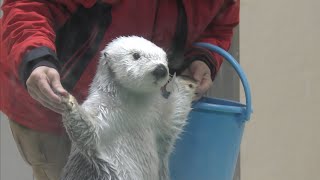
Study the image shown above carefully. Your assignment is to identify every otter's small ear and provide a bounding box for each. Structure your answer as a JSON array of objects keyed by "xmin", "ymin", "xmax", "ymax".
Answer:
[
  {"xmin": 102, "ymin": 52, "xmax": 109, "ymax": 65},
  {"xmin": 103, "ymin": 52, "xmax": 108, "ymax": 59}
]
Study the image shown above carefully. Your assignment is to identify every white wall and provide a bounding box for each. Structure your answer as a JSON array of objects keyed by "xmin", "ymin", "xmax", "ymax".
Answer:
[{"xmin": 240, "ymin": 0, "xmax": 320, "ymax": 179}]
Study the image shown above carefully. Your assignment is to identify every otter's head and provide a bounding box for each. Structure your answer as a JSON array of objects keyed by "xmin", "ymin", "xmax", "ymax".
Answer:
[{"xmin": 100, "ymin": 36, "xmax": 170, "ymax": 93}]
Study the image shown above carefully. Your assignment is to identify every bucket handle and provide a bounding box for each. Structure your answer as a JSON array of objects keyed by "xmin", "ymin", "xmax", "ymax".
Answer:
[{"xmin": 194, "ymin": 43, "xmax": 252, "ymax": 121}]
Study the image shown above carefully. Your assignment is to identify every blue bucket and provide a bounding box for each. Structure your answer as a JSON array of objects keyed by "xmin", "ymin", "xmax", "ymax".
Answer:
[{"xmin": 169, "ymin": 43, "xmax": 252, "ymax": 180}]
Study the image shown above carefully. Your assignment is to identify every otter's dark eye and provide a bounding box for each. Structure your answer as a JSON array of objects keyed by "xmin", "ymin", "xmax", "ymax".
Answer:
[
  {"xmin": 133, "ymin": 53, "xmax": 140, "ymax": 60},
  {"xmin": 189, "ymin": 84, "xmax": 194, "ymax": 88}
]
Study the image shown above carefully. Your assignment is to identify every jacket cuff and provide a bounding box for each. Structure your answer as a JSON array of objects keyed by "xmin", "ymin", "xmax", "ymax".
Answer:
[
  {"xmin": 183, "ymin": 47, "xmax": 218, "ymax": 80},
  {"xmin": 19, "ymin": 46, "xmax": 60, "ymax": 86}
]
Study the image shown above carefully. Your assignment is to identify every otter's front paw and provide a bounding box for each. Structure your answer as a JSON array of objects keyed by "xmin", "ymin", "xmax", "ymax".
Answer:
[
  {"xmin": 176, "ymin": 76, "xmax": 198, "ymax": 101},
  {"xmin": 61, "ymin": 94, "xmax": 78, "ymax": 112}
]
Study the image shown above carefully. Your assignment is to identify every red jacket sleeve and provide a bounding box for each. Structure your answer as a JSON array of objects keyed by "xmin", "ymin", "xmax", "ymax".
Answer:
[
  {"xmin": 0, "ymin": 0, "xmax": 85, "ymax": 82},
  {"xmin": 185, "ymin": 0, "xmax": 240, "ymax": 80}
]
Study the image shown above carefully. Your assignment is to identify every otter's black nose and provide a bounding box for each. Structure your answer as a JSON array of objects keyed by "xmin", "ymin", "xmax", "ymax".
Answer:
[{"xmin": 152, "ymin": 64, "xmax": 168, "ymax": 80}]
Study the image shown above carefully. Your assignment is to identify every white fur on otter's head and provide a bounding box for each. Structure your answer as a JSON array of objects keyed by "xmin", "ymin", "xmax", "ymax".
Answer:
[{"xmin": 97, "ymin": 36, "xmax": 169, "ymax": 94}]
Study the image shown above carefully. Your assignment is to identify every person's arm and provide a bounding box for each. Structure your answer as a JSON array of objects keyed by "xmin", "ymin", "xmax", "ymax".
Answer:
[
  {"xmin": 183, "ymin": 0, "xmax": 240, "ymax": 99},
  {"xmin": 1, "ymin": 0, "xmax": 81, "ymax": 113}
]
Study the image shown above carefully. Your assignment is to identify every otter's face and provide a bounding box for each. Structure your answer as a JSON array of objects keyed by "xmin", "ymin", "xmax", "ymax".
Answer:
[{"xmin": 101, "ymin": 36, "xmax": 170, "ymax": 93}]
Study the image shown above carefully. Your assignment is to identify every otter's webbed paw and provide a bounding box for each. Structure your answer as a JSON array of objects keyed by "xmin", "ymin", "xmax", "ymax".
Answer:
[
  {"xmin": 61, "ymin": 94, "xmax": 78, "ymax": 112},
  {"xmin": 177, "ymin": 75, "xmax": 198, "ymax": 100},
  {"xmin": 172, "ymin": 75, "xmax": 198, "ymax": 101},
  {"xmin": 161, "ymin": 74, "xmax": 198, "ymax": 101}
]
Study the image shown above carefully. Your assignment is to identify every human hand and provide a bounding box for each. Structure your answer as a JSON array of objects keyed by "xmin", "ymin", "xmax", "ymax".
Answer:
[
  {"xmin": 26, "ymin": 66, "xmax": 68, "ymax": 114},
  {"xmin": 181, "ymin": 60, "xmax": 213, "ymax": 100}
]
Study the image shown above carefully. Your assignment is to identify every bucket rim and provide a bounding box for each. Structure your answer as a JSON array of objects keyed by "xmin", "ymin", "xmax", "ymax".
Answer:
[{"xmin": 192, "ymin": 97, "xmax": 246, "ymax": 114}]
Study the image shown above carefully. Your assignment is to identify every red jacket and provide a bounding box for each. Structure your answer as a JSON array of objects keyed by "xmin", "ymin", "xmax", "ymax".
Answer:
[{"xmin": 0, "ymin": 0, "xmax": 239, "ymax": 134}]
